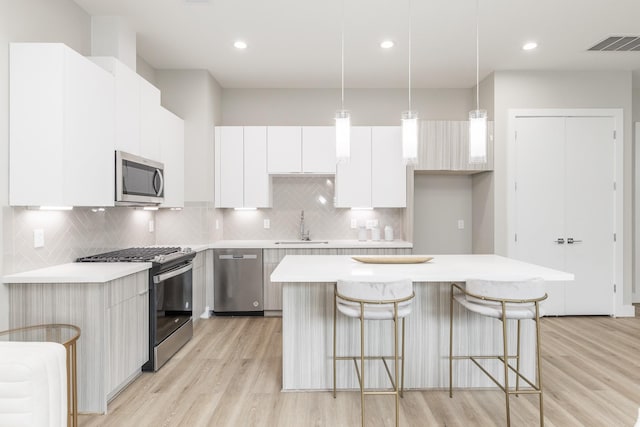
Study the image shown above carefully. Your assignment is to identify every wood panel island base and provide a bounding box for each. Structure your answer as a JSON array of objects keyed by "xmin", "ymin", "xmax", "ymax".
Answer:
[{"xmin": 270, "ymin": 255, "xmax": 573, "ymax": 391}]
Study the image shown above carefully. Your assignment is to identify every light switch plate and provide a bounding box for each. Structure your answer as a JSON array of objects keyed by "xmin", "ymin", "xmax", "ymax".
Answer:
[
  {"xmin": 33, "ymin": 229, "xmax": 44, "ymax": 248},
  {"xmin": 457, "ymin": 219, "xmax": 465, "ymax": 230},
  {"xmin": 350, "ymin": 218, "xmax": 357, "ymax": 229},
  {"xmin": 215, "ymin": 219, "xmax": 220, "ymax": 230},
  {"xmin": 148, "ymin": 220, "xmax": 155, "ymax": 233},
  {"xmin": 264, "ymin": 219, "xmax": 270, "ymax": 229}
]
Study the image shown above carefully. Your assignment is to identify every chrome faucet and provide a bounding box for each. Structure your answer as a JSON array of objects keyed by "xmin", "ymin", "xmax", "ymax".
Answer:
[{"xmin": 299, "ymin": 210, "xmax": 310, "ymax": 241}]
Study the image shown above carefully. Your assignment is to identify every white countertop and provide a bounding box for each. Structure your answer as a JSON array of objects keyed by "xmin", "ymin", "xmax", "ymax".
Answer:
[
  {"xmin": 209, "ymin": 240, "xmax": 412, "ymax": 249},
  {"xmin": 3, "ymin": 262, "xmax": 152, "ymax": 284},
  {"xmin": 270, "ymin": 254, "xmax": 574, "ymax": 283}
]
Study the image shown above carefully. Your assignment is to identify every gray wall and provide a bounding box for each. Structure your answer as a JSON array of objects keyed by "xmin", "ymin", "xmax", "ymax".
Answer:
[
  {"xmin": 155, "ymin": 70, "xmax": 222, "ymax": 203},
  {"xmin": 0, "ymin": 0, "xmax": 92, "ymax": 329},
  {"xmin": 222, "ymin": 88, "xmax": 473, "ymax": 125},
  {"xmin": 493, "ymin": 70, "xmax": 634, "ymax": 302},
  {"xmin": 413, "ymin": 174, "xmax": 472, "ymax": 254}
]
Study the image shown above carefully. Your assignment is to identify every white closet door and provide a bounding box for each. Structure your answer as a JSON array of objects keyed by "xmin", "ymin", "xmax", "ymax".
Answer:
[
  {"xmin": 563, "ymin": 117, "xmax": 614, "ymax": 315},
  {"xmin": 514, "ymin": 117, "xmax": 566, "ymax": 315},
  {"xmin": 514, "ymin": 116, "xmax": 615, "ymax": 316}
]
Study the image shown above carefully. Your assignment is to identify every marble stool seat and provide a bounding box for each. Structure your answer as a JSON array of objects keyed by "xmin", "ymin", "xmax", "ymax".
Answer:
[
  {"xmin": 449, "ymin": 278, "xmax": 547, "ymax": 427},
  {"xmin": 333, "ymin": 278, "xmax": 414, "ymax": 427}
]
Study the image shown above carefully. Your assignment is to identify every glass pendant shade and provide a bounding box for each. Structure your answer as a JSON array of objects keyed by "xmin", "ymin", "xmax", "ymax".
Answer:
[
  {"xmin": 469, "ymin": 109, "xmax": 487, "ymax": 163},
  {"xmin": 335, "ymin": 110, "xmax": 351, "ymax": 163},
  {"xmin": 401, "ymin": 111, "xmax": 418, "ymax": 165}
]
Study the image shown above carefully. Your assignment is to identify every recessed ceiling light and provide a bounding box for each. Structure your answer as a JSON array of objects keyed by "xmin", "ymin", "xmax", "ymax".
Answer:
[
  {"xmin": 234, "ymin": 41, "xmax": 247, "ymax": 49},
  {"xmin": 522, "ymin": 42, "xmax": 538, "ymax": 51},
  {"xmin": 380, "ymin": 40, "xmax": 394, "ymax": 49}
]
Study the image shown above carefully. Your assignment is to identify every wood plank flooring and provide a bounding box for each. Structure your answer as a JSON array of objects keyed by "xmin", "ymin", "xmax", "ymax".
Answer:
[{"xmin": 79, "ymin": 316, "xmax": 640, "ymax": 426}]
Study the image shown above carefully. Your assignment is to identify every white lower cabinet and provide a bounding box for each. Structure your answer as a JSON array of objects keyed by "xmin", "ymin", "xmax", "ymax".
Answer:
[
  {"xmin": 215, "ymin": 126, "xmax": 271, "ymax": 208},
  {"xmin": 192, "ymin": 250, "xmax": 206, "ymax": 323},
  {"xmin": 335, "ymin": 126, "xmax": 406, "ymax": 208},
  {"xmin": 8, "ymin": 270, "xmax": 150, "ymax": 414}
]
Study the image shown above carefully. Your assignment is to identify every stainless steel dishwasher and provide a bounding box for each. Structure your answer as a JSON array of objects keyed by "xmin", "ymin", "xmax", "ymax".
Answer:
[{"xmin": 213, "ymin": 249, "xmax": 263, "ymax": 315}]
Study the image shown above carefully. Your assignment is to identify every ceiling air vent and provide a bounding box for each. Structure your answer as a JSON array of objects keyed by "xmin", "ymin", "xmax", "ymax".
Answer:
[{"xmin": 588, "ymin": 36, "xmax": 640, "ymax": 51}]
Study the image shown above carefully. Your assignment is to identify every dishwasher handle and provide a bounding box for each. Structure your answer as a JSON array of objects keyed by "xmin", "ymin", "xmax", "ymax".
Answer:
[{"xmin": 218, "ymin": 254, "xmax": 258, "ymax": 260}]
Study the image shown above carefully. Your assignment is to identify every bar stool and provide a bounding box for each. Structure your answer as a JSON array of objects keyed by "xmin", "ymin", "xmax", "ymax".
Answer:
[
  {"xmin": 449, "ymin": 278, "xmax": 547, "ymax": 427},
  {"xmin": 333, "ymin": 278, "xmax": 415, "ymax": 427}
]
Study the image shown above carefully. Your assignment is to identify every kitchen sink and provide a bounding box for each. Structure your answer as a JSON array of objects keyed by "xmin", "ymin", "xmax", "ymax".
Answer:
[{"xmin": 275, "ymin": 241, "xmax": 329, "ymax": 244}]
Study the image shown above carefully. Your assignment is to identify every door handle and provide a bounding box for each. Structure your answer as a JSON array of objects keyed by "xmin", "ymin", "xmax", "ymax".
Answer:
[
  {"xmin": 554, "ymin": 238, "xmax": 565, "ymax": 244},
  {"xmin": 567, "ymin": 238, "xmax": 582, "ymax": 244}
]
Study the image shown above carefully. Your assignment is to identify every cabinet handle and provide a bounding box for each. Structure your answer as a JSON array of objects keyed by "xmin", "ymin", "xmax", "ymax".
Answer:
[
  {"xmin": 554, "ymin": 238, "xmax": 565, "ymax": 244},
  {"xmin": 567, "ymin": 238, "xmax": 582, "ymax": 244},
  {"xmin": 138, "ymin": 289, "xmax": 149, "ymax": 296}
]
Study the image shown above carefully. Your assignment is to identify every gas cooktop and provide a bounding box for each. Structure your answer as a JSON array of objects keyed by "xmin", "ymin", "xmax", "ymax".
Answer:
[{"xmin": 76, "ymin": 247, "xmax": 192, "ymax": 263}]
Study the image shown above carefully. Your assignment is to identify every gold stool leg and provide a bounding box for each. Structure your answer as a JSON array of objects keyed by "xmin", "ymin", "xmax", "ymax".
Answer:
[
  {"xmin": 535, "ymin": 303, "xmax": 545, "ymax": 427},
  {"xmin": 400, "ymin": 317, "xmax": 406, "ymax": 398},
  {"xmin": 516, "ymin": 319, "xmax": 521, "ymax": 397},
  {"xmin": 502, "ymin": 303, "xmax": 511, "ymax": 427},
  {"xmin": 333, "ymin": 289, "xmax": 337, "ymax": 398},
  {"xmin": 394, "ymin": 302, "xmax": 399, "ymax": 427},
  {"xmin": 360, "ymin": 303, "xmax": 365, "ymax": 427},
  {"xmin": 449, "ymin": 284, "xmax": 454, "ymax": 398}
]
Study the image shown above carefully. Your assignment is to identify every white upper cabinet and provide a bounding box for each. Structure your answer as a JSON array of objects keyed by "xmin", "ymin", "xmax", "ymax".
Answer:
[
  {"xmin": 371, "ymin": 126, "xmax": 406, "ymax": 207},
  {"xmin": 335, "ymin": 127, "xmax": 372, "ymax": 208},
  {"xmin": 244, "ymin": 127, "xmax": 271, "ymax": 207},
  {"xmin": 215, "ymin": 126, "xmax": 271, "ymax": 208},
  {"xmin": 267, "ymin": 126, "xmax": 302, "ymax": 173},
  {"xmin": 139, "ymin": 78, "xmax": 162, "ymax": 161},
  {"xmin": 216, "ymin": 126, "xmax": 244, "ymax": 208},
  {"xmin": 335, "ymin": 126, "xmax": 406, "ymax": 208},
  {"xmin": 89, "ymin": 57, "xmax": 140, "ymax": 155},
  {"xmin": 302, "ymin": 126, "xmax": 336, "ymax": 173},
  {"xmin": 158, "ymin": 107, "xmax": 185, "ymax": 208},
  {"xmin": 10, "ymin": 43, "xmax": 115, "ymax": 207}
]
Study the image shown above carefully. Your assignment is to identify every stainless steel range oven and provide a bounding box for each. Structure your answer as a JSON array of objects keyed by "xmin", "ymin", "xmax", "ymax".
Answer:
[{"xmin": 77, "ymin": 247, "xmax": 196, "ymax": 371}]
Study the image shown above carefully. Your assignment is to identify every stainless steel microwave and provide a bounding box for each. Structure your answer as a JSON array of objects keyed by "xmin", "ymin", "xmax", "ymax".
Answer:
[{"xmin": 115, "ymin": 151, "xmax": 164, "ymax": 205}]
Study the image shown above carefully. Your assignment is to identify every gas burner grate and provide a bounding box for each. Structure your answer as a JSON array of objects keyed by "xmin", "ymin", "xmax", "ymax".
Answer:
[{"xmin": 77, "ymin": 247, "xmax": 181, "ymax": 262}]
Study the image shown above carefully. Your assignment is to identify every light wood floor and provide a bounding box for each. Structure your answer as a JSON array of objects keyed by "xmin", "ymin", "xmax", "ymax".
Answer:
[{"xmin": 79, "ymin": 316, "xmax": 640, "ymax": 426}]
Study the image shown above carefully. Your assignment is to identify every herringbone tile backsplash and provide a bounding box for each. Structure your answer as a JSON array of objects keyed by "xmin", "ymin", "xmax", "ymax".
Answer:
[
  {"xmin": 222, "ymin": 177, "xmax": 404, "ymax": 240},
  {"xmin": 4, "ymin": 178, "xmax": 404, "ymax": 274}
]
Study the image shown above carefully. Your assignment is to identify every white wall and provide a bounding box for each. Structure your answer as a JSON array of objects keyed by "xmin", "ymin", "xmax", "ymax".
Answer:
[
  {"xmin": 136, "ymin": 55, "xmax": 157, "ymax": 85},
  {"xmin": 222, "ymin": 88, "xmax": 473, "ymax": 125},
  {"xmin": 0, "ymin": 0, "xmax": 91, "ymax": 329},
  {"xmin": 493, "ymin": 70, "xmax": 634, "ymax": 302},
  {"xmin": 413, "ymin": 174, "xmax": 472, "ymax": 254}
]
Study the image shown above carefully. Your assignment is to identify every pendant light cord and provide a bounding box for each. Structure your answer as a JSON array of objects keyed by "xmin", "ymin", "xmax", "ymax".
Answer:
[
  {"xmin": 341, "ymin": 0, "xmax": 345, "ymax": 110},
  {"xmin": 475, "ymin": 0, "xmax": 480, "ymax": 111},
  {"xmin": 408, "ymin": 0, "xmax": 412, "ymax": 112}
]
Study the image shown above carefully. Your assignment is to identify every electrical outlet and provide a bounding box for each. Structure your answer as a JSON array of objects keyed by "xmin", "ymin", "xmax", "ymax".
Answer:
[
  {"xmin": 148, "ymin": 220, "xmax": 155, "ymax": 233},
  {"xmin": 457, "ymin": 219, "xmax": 465, "ymax": 230},
  {"xmin": 366, "ymin": 219, "xmax": 379, "ymax": 229},
  {"xmin": 264, "ymin": 219, "xmax": 270, "ymax": 229},
  {"xmin": 350, "ymin": 218, "xmax": 357, "ymax": 229},
  {"xmin": 215, "ymin": 219, "xmax": 220, "ymax": 230},
  {"xmin": 33, "ymin": 229, "xmax": 44, "ymax": 248}
]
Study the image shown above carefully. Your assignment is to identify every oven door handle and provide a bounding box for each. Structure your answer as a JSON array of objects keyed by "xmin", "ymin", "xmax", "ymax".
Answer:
[{"xmin": 153, "ymin": 263, "xmax": 193, "ymax": 284}]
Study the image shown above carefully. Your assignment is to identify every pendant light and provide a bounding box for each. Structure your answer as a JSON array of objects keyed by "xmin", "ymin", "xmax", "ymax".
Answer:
[
  {"xmin": 335, "ymin": 0, "xmax": 350, "ymax": 163},
  {"xmin": 402, "ymin": 0, "xmax": 418, "ymax": 165},
  {"xmin": 469, "ymin": 0, "xmax": 487, "ymax": 163}
]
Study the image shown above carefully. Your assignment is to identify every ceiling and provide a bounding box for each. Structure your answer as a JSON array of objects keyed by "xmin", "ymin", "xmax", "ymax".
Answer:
[{"xmin": 72, "ymin": 0, "xmax": 640, "ymax": 89}]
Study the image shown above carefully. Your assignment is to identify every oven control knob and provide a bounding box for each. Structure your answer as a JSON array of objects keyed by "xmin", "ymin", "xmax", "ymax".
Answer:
[
  {"xmin": 155, "ymin": 255, "xmax": 165, "ymax": 263},
  {"xmin": 182, "ymin": 247, "xmax": 193, "ymax": 254},
  {"xmin": 253, "ymin": 301, "xmax": 259, "ymax": 308}
]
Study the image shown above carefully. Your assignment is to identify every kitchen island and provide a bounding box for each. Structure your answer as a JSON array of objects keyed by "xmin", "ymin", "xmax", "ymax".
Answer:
[{"xmin": 270, "ymin": 254, "xmax": 573, "ymax": 391}]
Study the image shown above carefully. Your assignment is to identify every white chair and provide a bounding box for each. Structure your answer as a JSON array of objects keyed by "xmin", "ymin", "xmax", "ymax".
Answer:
[
  {"xmin": 449, "ymin": 278, "xmax": 547, "ymax": 427},
  {"xmin": 0, "ymin": 342, "xmax": 67, "ymax": 427},
  {"xmin": 333, "ymin": 278, "xmax": 414, "ymax": 427}
]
